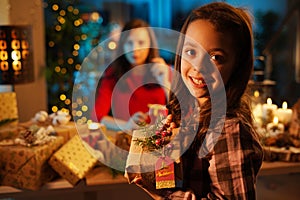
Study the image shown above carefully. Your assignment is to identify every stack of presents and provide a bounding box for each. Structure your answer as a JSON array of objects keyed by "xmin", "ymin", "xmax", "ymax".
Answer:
[{"xmin": 0, "ymin": 92, "xmax": 126, "ymax": 191}]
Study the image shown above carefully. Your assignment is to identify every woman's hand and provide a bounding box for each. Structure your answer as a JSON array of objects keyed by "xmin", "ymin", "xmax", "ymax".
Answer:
[
  {"xmin": 125, "ymin": 111, "xmax": 148, "ymax": 130},
  {"xmin": 150, "ymin": 57, "xmax": 171, "ymax": 91}
]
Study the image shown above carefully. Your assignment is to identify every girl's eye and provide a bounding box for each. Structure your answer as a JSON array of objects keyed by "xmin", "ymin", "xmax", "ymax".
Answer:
[
  {"xmin": 211, "ymin": 54, "xmax": 224, "ymax": 63},
  {"xmin": 185, "ymin": 49, "xmax": 196, "ymax": 56}
]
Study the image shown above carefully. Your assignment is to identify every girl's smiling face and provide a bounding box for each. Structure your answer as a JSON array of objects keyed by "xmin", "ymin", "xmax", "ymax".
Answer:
[{"xmin": 181, "ymin": 19, "xmax": 236, "ymax": 104}]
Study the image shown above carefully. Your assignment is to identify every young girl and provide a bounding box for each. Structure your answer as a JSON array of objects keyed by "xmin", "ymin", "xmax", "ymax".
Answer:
[
  {"xmin": 93, "ymin": 19, "xmax": 170, "ymax": 131},
  {"xmin": 130, "ymin": 2, "xmax": 263, "ymax": 199}
]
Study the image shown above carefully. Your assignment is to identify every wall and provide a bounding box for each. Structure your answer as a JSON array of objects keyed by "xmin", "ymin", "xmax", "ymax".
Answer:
[{"xmin": 0, "ymin": 0, "xmax": 47, "ymax": 122}]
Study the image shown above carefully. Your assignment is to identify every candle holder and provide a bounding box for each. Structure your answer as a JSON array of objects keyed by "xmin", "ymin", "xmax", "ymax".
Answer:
[{"xmin": 266, "ymin": 116, "xmax": 284, "ymax": 137}]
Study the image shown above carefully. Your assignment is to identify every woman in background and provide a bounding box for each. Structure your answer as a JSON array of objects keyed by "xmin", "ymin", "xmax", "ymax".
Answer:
[{"xmin": 93, "ymin": 19, "xmax": 170, "ymax": 131}]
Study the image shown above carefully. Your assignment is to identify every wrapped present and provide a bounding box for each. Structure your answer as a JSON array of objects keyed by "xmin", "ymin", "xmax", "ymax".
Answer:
[
  {"xmin": 19, "ymin": 110, "xmax": 76, "ymax": 143},
  {"xmin": 49, "ymin": 135, "xmax": 99, "ymax": 186},
  {"xmin": 125, "ymin": 128, "xmax": 183, "ymax": 197},
  {"xmin": 95, "ymin": 134, "xmax": 129, "ymax": 172},
  {"xmin": 0, "ymin": 124, "xmax": 24, "ymax": 140},
  {"xmin": 115, "ymin": 132, "xmax": 132, "ymax": 151},
  {"xmin": 0, "ymin": 92, "xmax": 18, "ymax": 124},
  {"xmin": 0, "ymin": 136, "xmax": 64, "ymax": 190},
  {"xmin": 53, "ymin": 122, "xmax": 78, "ymax": 143},
  {"xmin": 20, "ymin": 121, "xmax": 78, "ymax": 143}
]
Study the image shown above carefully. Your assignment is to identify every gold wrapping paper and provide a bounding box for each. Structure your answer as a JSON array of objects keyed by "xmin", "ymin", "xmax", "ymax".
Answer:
[
  {"xmin": 49, "ymin": 135, "xmax": 98, "ymax": 186},
  {"xmin": 20, "ymin": 121, "xmax": 78, "ymax": 143},
  {"xmin": 0, "ymin": 92, "xmax": 18, "ymax": 123},
  {"xmin": 0, "ymin": 124, "xmax": 24, "ymax": 140},
  {"xmin": 0, "ymin": 136, "xmax": 64, "ymax": 190},
  {"xmin": 53, "ymin": 122, "xmax": 78, "ymax": 143}
]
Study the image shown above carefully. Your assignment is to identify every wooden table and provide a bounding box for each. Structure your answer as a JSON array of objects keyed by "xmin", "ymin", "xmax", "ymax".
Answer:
[
  {"xmin": 1, "ymin": 124, "xmax": 300, "ymax": 199},
  {"xmin": 0, "ymin": 161, "xmax": 300, "ymax": 199},
  {"xmin": 259, "ymin": 161, "xmax": 300, "ymax": 176}
]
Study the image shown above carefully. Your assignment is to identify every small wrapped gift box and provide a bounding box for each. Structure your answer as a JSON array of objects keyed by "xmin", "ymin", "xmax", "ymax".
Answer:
[
  {"xmin": 49, "ymin": 135, "xmax": 99, "ymax": 186},
  {"xmin": 0, "ymin": 136, "xmax": 64, "ymax": 190}
]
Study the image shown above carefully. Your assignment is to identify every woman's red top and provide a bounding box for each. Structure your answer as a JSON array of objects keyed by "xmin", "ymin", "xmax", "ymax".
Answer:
[{"xmin": 92, "ymin": 67, "xmax": 166, "ymax": 122}]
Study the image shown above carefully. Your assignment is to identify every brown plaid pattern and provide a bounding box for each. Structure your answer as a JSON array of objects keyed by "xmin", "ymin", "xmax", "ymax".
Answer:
[{"xmin": 206, "ymin": 119, "xmax": 263, "ymax": 199}]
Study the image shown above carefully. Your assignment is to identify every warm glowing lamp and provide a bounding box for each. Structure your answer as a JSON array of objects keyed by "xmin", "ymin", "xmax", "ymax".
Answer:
[
  {"xmin": 0, "ymin": 25, "xmax": 34, "ymax": 86},
  {"xmin": 0, "ymin": 25, "xmax": 34, "ymax": 123}
]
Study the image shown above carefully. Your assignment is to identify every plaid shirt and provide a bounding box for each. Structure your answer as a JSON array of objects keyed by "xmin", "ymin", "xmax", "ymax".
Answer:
[{"xmin": 187, "ymin": 119, "xmax": 263, "ymax": 199}]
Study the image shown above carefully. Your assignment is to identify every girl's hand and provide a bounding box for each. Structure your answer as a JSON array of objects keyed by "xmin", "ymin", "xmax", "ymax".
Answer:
[
  {"xmin": 163, "ymin": 114, "xmax": 177, "ymax": 133},
  {"xmin": 168, "ymin": 190, "xmax": 196, "ymax": 200}
]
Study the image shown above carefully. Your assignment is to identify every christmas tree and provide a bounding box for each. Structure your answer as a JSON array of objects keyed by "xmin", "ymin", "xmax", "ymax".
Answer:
[
  {"xmin": 44, "ymin": 0, "xmax": 82, "ymax": 116},
  {"xmin": 44, "ymin": 0, "xmax": 118, "ymax": 123}
]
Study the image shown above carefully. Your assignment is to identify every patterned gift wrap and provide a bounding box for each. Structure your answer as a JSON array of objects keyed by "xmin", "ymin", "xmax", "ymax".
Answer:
[
  {"xmin": 0, "ymin": 136, "xmax": 64, "ymax": 190},
  {"xmin": 0, "ymin": 125, "xmax": 24, "ymax": 140},
  {"xmin": 21, "ymin": 121, "xmax": 78, "ymax": 144},
  {"xmin": 0, "ymin": 92, "xmax": 18, "ymax": 123},
  {"xmin": 53, "ymin": 122, "xmax": 78, "ymax": 143},
  {"xmin": 49, "ymin": 135, "xmax": 98, "ymax": 186}
]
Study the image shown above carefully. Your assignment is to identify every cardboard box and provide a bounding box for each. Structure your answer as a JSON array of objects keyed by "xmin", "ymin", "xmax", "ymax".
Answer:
[
  {"xmin": 0, "ymin": 136, "xmax": 64, "ymax": 190},
  {"xmin": 49, "ymin": 135, "xmax": 98, "ymax": 186}
]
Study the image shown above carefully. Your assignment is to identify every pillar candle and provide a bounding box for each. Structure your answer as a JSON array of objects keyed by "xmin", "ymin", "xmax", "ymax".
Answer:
[
  {"xmin": 276, "ymin": 101, "xmax": 293, "ymax": 126},
  {"xmin": 262, "ymin": 98, "xmax": 278, "ymax": 124}
]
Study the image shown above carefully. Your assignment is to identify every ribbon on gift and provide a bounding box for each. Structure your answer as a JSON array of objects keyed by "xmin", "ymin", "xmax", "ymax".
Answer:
[{"xmin": 14, "ymin": 125, "xmax": 57, "ymax": 146}]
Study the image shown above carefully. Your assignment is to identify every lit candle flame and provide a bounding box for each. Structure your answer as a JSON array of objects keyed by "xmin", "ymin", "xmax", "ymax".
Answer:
[
  {"xmin": 254, "ymin": 90, "xmax": 260, "ymax": 98},
  {"xmin": 88, "ymin": 122, "xmax": 100, "ymax": 130},
  {"xmin": 273, "ymin": 116, "xmax": 279, "ymax": 124},
  {"xmin": 282, "ymin": 101, "xmax": 288, "ymax": 109},
  {"xmin": 267, "ymin": 98, "xmax": 272, "ymax": 105}
]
